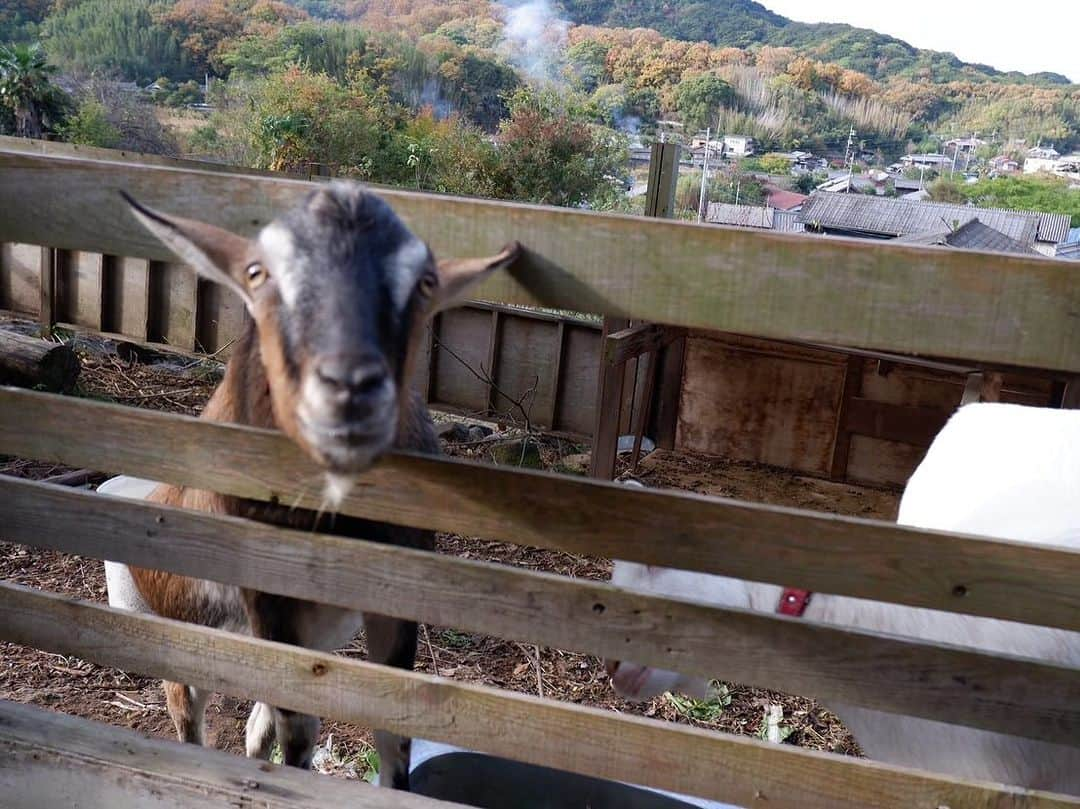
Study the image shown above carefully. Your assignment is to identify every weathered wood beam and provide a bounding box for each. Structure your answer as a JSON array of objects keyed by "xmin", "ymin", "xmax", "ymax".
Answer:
[
  {"xmin": 603, "ymin": 323, "xmax": 684, "ymax": 366},
  {"xmin": 845, "ymin": 398, "xmax": 952, "ymax": 447},
  {"xmin": 10, "ymin": 474, "xmax": 1077, "ymax": 742},
  {"xmin": 0, "ymin": 699, "xmax": 460, "ymax": 809},
  {"xmin": 3, "ymin": 152, "xmax": 1080, "ymax": 371},
  {"xmin": 0, "ymin": 586, "xmax": 1075, "ymax": 809},
  {"xmin": 1, "ymin": 388, "xmax": 1078, "ymax": 634}
]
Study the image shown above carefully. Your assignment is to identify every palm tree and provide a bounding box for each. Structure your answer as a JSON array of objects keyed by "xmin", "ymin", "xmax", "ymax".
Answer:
[{"xmin": 0, "ymin": 42, "xmax": 69, "ymax": 138}]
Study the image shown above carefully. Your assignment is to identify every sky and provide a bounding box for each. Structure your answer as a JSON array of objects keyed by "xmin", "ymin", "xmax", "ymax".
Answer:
[{"xmin": 761, "ymin": 0, "xmax": 1079, "ymax": 82}]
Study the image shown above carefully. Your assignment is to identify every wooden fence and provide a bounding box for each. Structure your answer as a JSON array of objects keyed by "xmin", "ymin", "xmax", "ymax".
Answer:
[{"xmin": 0, "ymin": 146, "xmax": 1079, "ymax": 808}]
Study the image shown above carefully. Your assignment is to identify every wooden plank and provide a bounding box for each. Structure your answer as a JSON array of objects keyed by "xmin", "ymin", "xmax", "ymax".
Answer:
[
  {"xmin": 830, "ymin": 356, "xmax": 864, "ymax": 479},
  {"xmin": 0, "ymin": 586, "xmax": 1075, "ymax": 809},
  {"xmin": 1061, "ymin": 377, "xmax": 1080, "ymax": 409},
  {"xmin": 589, "ymin": 315, "xmax": 630, "ymax": 478},
  {"xmin": 629, "ymin": 348, "xmax": 657, "ymax": 469},
  {"xmin": 0, "ymin": 243, "xmax": 41, "ymax": 315},
  {"xmin": 643, "ymin": 142, "xmax": 680, "ymax": 219},
  {"xmin": 0, "ymin": 133, "xmax": 302, "ymax": 178},
  {"xmin": 604, "ymin": 323, "xmax": 683, "ymax": 366},
  {"xmin": 8, "ymin": 473, "xmax": 1080, "ymax": 743},
  {"xmin": 55, "ymin": 250, "xmax": 104, "ymax": 330},
  {"xmin": 1, "ymin": 387, "xmax": 1079, "ymax": 632},
  {"xmin": 7, "ymin": 474, "xmax": 1080, "ymax": 742},
  {"xmin": 552, "ymin": 324, "xmax": 600, "ymax": 434},
  {"xmin": 492, "ymin": 315, "xmax": 558, "ymax": 429},
  {"xmin": 38, "ymin": 246, "xmax": 55, "ymax": 330},
  {"xmin": 101, "ymin": 255, "xmax": 150, "ymax": 341},
  {"xmin": 541, "ymin": 319, "xmax": 565, "ymax": 429},
  {"xmin": 652, "ymin": 333, "xmax": 685, "ymax": 450},
  {"xmin": 147, "ymin": 260, "xmax": 198, "ymax": 351},
  {"xmin": 0, "ymin": 700, "xmax": 461, "ymax": 809},
  {"xmin": 484, "ymin": 309, "xmax": 501, "ymax": 413},
  {"xmin": 431, "ymin": 306, "xmax": 490, "ymax": 414},
  {"xmin": 676, "ymin": 334, "xmax": 847, "ymax": 475},
  {"xmin": 845, "ymin": 398, "xmax": 952, "ymax": 447},
  {"xmin": 3, "ymin": 154, "xmax": 1079, "ymax": 373},
  {"xmin": 11, "ymin": 476, "xmax": 1080, "ymax": 742}
]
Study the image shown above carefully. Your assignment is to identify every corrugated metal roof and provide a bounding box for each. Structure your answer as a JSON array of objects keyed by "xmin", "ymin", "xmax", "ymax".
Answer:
[
  {"xmin": 895, "ymin": 219, "xmax": 1040, "ymax": 255},
  {"xmin": 773, "ymin": 210, "xmax": 805, "ymax": 232},
  {"xmin": 706, "ymin": 203, "xmax": 774, "ymax": 229},
  {"xmin": 798, "ymin": 192, "xmax": 1044, "ymax": 245}
]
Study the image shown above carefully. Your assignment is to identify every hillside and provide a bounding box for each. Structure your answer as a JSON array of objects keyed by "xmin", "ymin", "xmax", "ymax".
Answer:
[{"xmin": 553, "ymin": 0, "xmax": 1073, "ymax": 85}]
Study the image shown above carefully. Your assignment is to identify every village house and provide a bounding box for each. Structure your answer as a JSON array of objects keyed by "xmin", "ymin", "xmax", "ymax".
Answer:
[
  {"xmin": 900, "ymin": 153, "xmax": 953, "ymax": 170},
  {"xmin": 945, "ymin": 137, "xmax": 986, "ymax": 154},
  {"xmin": 722, "ymin": 134, "xmax": 755, "ymax": 156}
]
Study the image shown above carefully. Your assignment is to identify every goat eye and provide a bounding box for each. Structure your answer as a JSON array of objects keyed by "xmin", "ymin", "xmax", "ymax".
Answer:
[
  {"xmin": 245, "ymin": 263, "xmax": 268, "ymax": 288},
  {"xmin": 418, "ymin": 272, "xmax": 438, "ymax": 296}
]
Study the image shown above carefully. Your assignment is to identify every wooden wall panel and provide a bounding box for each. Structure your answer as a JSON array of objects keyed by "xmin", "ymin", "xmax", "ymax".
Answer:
[
  {"xmin": 194, "ymin": 278, "xmax": 245, "ymax": 356},
  {"xmin": 847, "ymin": 434, "xmax": 928, "ymax": 488},
  {"xmin": 147, "ymin": 261, "xmax": 198, "ymax": 351},
  {"xmin": 675, "ymin": 334, "xmax": 846, "ymax": 475},
  {"xmin": 101, "ymin": 256, "xmax": 149, "ymax": 340},
  {"xmin": 493, "ymin": 316, "xmax": 558, "ymax": 427},
  {"xmin": 431, "ymin": 306, "xmax": 490, "ymax": 413},
  {"xmin": 55, "ymin": 250, "xmax": 103, "ymax": 330},
  {"xmin": 0, "ymin": 243, "xmax": 41, "ymax": 316},
  {"xmin": 554, "ymin": 325, "xmax": 601, "ymax": 435}
]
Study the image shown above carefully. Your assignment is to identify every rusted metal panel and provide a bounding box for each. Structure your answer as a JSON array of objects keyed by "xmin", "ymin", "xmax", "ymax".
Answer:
[{"xmin": 676, "ymin": 333, "xmax": 847, "ymax": 476}]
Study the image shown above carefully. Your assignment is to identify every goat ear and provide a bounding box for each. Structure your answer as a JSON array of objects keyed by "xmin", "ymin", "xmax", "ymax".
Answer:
[
  {"xmin": 432, "ymin": 241, "xmax": 522, "ymax": 313},
  {"xmin": 121, "ymin": 192, "xmax": 254, "ymax": 307}
]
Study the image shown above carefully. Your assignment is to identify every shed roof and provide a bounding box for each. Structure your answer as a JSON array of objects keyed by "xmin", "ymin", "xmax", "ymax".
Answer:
[
  {"xmin": 705, "ymin": 203, "xmax": 774, "ymax": 229},
  {"xmin": 894, "ymin": 219, "xmax": 1040, "ymax": 256},
  {"xmin": 797, "ymin": 192, "xmax": 1050, "ymax": 244}
]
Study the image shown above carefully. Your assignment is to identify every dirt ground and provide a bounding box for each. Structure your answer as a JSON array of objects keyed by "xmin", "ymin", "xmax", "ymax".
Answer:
[{"xmin": 0, "ymin": 324, "xmax": 902, "ymax": 781}]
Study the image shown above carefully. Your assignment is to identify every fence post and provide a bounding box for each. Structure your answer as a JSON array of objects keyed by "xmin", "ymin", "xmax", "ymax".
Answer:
[
  {"xmin": 590, "ymin": 142, "xmax": 680, "ymax": 479},
  {"xmin": 38, "ymin": 246, "xmax": 56, "ymax": 334}
]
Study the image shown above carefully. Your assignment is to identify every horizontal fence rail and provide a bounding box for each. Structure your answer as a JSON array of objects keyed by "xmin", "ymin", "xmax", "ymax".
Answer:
[
  {"xmin": 0, "ymin": 583, "xmax": 1075, "ymax": 809},
  {"xmin": 3, "ymin": 150, "xmax": 1080, "ymax": 372},
  {"xmin": 4, "ymin": 473, "xmax": 1078, "ymax": 745},
  {"xmin": 2, "ymin": 388, "xmax": 1078, "ymax": 634},
  {"xmin": 0, "ymin": 699, "xmax": 456, "ymax": 809}
]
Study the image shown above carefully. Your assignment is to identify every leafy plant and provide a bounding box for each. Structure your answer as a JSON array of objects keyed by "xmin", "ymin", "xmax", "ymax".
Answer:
[{"xmin": 665, "ymin": 682, "xmax": 732, "ymax": 722}]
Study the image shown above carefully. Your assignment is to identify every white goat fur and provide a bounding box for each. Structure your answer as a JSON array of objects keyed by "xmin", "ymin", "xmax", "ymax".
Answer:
[{"xmin": 610, "ymin": 403, "xmax": 1080, "ymax": 793}]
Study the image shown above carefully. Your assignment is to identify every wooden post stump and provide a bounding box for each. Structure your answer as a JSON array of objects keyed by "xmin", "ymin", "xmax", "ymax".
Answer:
[{"xmin": 0, "ymin": 330, "xmax": 80, "ymax": 392}]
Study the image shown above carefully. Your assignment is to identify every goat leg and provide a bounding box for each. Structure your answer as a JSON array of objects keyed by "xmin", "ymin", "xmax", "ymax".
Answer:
[{"xmin": 365, "ymin": 611, "xmax": 419, "ymax": 790}]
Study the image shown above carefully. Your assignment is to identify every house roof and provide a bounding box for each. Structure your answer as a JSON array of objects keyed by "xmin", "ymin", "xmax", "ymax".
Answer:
[
  {"xmin": 797, "ymin": 192, "xmax": 1050, "ymax": 244},
  {"xmin": 765, "ymin": 189, "xmax": 808, "ymax": 211},
  {"xmin": 892, "ymin": 177, "xmax": 924, "ymax": 191},
  {"xmin": 706, "ymin": 203, "xmax": 774, "ymax": 229},
  {"xmin": 894, "ymin": 218, "xmax": 1040, "ymax": 255},
  {"xmin": 773, "ymin": 210, "xmax": 805, "ymax": 233}
]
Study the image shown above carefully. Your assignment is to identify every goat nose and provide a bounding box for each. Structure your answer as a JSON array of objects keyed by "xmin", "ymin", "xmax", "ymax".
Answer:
[
  {"xmin": 314, "ymin": 355, "xmax": 387, "ymax": 398},
  {"xmin": 604, "ymin": 659, "xmax": 620, "ymax": 677}
]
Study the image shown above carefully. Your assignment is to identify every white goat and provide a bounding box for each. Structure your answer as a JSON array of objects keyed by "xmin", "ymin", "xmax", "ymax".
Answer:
[{"xmin": 609, "ymin": 402, "xmax": 1080, "ymax": 794}]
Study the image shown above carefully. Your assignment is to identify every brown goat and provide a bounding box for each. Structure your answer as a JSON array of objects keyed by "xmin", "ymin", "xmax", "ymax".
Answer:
[{"xmin": 113, "ymin": 183, "xmax": 519, "ymax": 789}]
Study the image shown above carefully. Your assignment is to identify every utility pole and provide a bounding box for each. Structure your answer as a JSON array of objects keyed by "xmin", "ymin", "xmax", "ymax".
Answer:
[
  {"xmin": 698, "ymin": 126, "xmax": 711, "ymax": 222},
  {"xmin": 844, "ymin": 125, "xmax": 856, "ymax": 192}
]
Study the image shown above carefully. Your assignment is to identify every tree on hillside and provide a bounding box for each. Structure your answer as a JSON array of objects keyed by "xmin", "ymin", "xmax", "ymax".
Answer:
[
  {"xmin": 675, "ymin": 73, "xmax": 733, "ymax": 132},
  {"xmin": 492, "ymin": 88, "xmax": 627, "ymax": 209},
  {"xmin": 42, "ymin": 0, "xmax": 192, "ymax": 83},
  {"xmin": 0, "ymin": 42, "xmax": 70, "ymax": 138}
]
